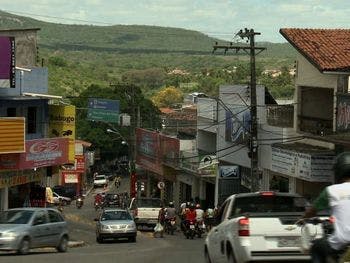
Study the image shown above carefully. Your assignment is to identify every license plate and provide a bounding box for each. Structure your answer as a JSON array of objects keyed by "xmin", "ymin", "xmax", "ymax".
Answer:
[
  {"xmin": 190, "ymin": 225, "xmax": 195, "ymax": 229},
  {"xmin": 278, "ymin": 237, "xmax": 300, "ymax": 247},
  {"xmin": 149, "ymin": 220, "xmax": 157, "ymax": 224}
]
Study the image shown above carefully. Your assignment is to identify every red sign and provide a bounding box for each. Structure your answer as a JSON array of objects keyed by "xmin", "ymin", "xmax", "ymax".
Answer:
[
  {"xmin": 0, "ymin": 138, "xmax": 69, "ymax": 170},
  {"xmin": 74, "ymin": 155, "xmax": 85, "ymax": 172},
  {"xmin": 62, "ymin": 171, "xmax": 80, "ymax": 183},
  {"xmin": 136, "ymin": 128, "xmax": 162, "ymax": 175},
  {"xmin": 160, "ymin": 134, "xmax": 179, "ymax": 167}
]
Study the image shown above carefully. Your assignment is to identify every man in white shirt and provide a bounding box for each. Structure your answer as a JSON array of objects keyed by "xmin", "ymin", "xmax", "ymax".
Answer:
[{"xmin": 304, "ymin": 152, "xmax": 350, "ymax": 263}]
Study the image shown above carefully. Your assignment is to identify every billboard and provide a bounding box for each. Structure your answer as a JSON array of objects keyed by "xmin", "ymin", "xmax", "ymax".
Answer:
[
  {"xmin": 0, "ymin": 36, "xmax": 15, "ymax": 88},
  {"xmin": 136, "ymin": 128, "xmax": 162, "ymax": 175},
  {"xmin": 336, "ymin": 94, "xmax": 350, "ymax": 132},
  {"xmin": 160, "ymin": 134, "xmax": 180, "ymax": 168},
  {"xmin": 0, "ymin": 138, "xmax": 69, "ymax": 170},
  {"xmin": 49, "ymin": 105, "xmax": 76, "ymax": 162},
  {"xmin": 0, "ymin": 117, "xmax": 25, "ymax": 154}
]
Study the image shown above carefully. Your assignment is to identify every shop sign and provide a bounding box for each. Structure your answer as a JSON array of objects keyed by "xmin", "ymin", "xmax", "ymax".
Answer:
[
  {"xmin": 62, "ymin": 171, "xmax": 79, "ymax": 183},
  {"xmin": 0, "ymin": 138, "xmax": 69, "ymax": 170},
  {"xmin": 160, "ymin": 134, "xmax": 179, "ymax": 168},
  {"xmin": 0, "ymin": 117, "xmax": 25, "ymax": 154},
  {"xmin": 49, "ymin": 105, "xmax": 76, "ymax": 162},
  {"xmin": 0, "ymin": 172, "xmax": 42, "ymax": 188},
  {"xmin": 219, "ymin": 165, "xmax": 239, "ymax": 178},
  {"xmin": 0, "ymin": 36, "xmax": 15, "ymax": 88},
  {"xmin": 74, "ymin": 155, "xmax": 85, "ymax": 172},
  {"xmin": 336, "ymin": 94, "xmax": 350, "ymax": 132},
  {"xmin": 198, "ymin": 156, "xmax": 218, "ymax": 177},
  {"xmin": 271, "ymin": 147, "xmax": 334, "ymax": 182}
]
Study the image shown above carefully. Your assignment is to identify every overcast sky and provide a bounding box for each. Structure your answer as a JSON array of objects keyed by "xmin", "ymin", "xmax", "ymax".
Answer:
[{"xmin": 1, "ymin": 0, "xmax": 349, "ymax": 43}]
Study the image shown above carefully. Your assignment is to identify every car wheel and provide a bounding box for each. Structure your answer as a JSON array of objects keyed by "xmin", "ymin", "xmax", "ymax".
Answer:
[
  {"xmin": 17, "ymin": 237, "xmax": 30, "ymax": 255},
  {"xmin": 96, "ymin": 235, "xmax": 103, "ymax": 243},
  {"xmin": 204, "ymin": 248, "xmax": 212, "ymax": 263},
  {"xmin": 57, "ymin": 236, "xmax": 68, "ymax": 252}
]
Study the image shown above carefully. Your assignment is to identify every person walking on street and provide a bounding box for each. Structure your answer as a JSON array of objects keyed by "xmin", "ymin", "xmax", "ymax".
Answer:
[{"xmin": 154, "ymin": 205, "xmax": 166, "ymax": 238}]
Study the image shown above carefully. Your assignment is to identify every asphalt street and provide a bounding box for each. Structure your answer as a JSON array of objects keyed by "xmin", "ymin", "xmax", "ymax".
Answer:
[{"xmin": 0, "ymin": 176, "xmax": 205, "ymax": 263}]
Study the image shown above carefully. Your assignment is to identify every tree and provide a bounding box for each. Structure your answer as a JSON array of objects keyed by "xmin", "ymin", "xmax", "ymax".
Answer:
[{"xmin": 152, "ymin": 86, "xmax": 183, "ymax": 108}]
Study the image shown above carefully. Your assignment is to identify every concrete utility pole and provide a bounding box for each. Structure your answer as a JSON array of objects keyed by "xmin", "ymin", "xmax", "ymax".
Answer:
[{"xmin": 213, "ymin": 28, "xmax": 265, "ymax": 192}]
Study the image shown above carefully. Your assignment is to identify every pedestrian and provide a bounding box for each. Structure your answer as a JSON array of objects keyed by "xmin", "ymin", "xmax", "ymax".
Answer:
[{"xmin": 154, "ymin": 205, "xmax": 166, "ymax": 238}]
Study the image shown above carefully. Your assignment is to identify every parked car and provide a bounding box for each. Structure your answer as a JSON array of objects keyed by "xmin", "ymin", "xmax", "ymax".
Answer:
[
  {"xmin": 204, "ymin": 192, "xmax": 310, "ymax": 263},
  {"xmin": 93, "ymin": 175, "xmax": 108, "ymax": 188},
  {"xmin": 53, "ymin": 185, "xmax": 77, "ymax": 199},
  {"xmin": 0, "ymin": 208, "xmax": 69, "ymax": 255},
  {"xmin": 53, "ymin": 192, "xmax": 72, "ymax": 206},
  {"xmin": 129, "ymin": 197, "xmax": 162, "ymax": 227},
  {"xmin": 95, "ymin": 208, "xmax": 137, "ymax": 243}
]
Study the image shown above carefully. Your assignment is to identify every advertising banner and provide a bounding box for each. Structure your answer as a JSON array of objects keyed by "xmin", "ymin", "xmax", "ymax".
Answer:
[
  {"xmin": 136, "ymin": 128, "xmax": 162, "ymax": 175},
  {"xmin": 62, "ymin": 171, "xmax": 79, "ymax": 183},
  {"xmin": 160, "ymin": 134, "xmax": 179, "ymax": 168},
  {"xmin": 74, "ymin": 155, "xmax": 85, "ymax": 173},
  {"xmin": 0, "ymin": 172, "xmax": 42, "ymax": 188},
  {"xmin": 219, "ymin": 165, "xmax": 240, "ymax": 178},
  {"xmin": 0, "ymin": 138, "xmax": 69, "ymax": 170},
  {"xmin": 271, "ymin": 147, "xmax": 334, "ymax": 182},
  {"xmin": 0, "ymin": 117, "xmax": 25, "ymax": 154},
  {"xmin": 49, "ymin": 105, "xmax": 76, "ymax": 162},
  {"xmin": 336, "ymin": 94, "xmax": 350, "ymax": 132},
  {"xmin": 0, "ymin": 36, "xmax": 15, "ymax": 88}
]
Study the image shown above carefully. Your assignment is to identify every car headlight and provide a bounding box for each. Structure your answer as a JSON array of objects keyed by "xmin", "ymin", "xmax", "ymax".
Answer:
[
  {"xmin": 127, "ymin": 223, "xmax": 136, "ymax": 230},
  {"xmin": 2, "ymin": 232, "xmax": 18, "ymax": 239},
  {"xmin": 101, "ymin": 224, "xmax": 111, "ymax": 230}
]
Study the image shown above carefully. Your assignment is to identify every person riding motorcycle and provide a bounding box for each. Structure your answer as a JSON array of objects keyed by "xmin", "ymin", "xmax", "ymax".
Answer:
[
  {"xmin": 302, "ymin": 152, "xmax": 350, "ymax": 263},
  {"xmin": 165, "ymin": 202, "xmax": 177, "ymax": 234},
  {"xmin": 195, "ymin": 204, "xmax": 204, "ymax": 222},
  {"xmin": 185, "ymin": 203, "xmax": 197, "ymax": 223}
]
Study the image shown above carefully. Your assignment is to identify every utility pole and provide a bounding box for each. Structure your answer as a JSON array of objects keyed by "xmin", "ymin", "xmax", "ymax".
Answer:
[{"xmin": 213, "ymin": 28, "xmax": 265, "ymax": 192}]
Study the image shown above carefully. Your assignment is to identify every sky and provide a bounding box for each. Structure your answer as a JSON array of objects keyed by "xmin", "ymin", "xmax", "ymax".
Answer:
[{"xmin": 1, "ymin": 0, "xmax": 350, "ymax": 43}]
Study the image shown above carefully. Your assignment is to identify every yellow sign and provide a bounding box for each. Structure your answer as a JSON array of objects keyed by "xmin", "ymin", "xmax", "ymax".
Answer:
[
  {"xmin": 0, "ymin": 117, "xmax": 25, "ymax": 154},
  {"xmin": 0, "ymin": 172, "xmax": 42, "ymax": 188},
  {"xmin": 49, "ymin": 105, "xmax": 76, "ymax": 162}
]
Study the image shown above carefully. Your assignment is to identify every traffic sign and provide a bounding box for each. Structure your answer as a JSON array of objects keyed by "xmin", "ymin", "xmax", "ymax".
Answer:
[
  {"xmin": 88, "ymin": 98, "xmax": 119, "ymax": 111},
  {"xmin": 157, "ymin": 181, "xmax": 165, "ymax": 190},
  {"xmin": 87, "ymin": 98, "xmax": 120, "ymax": 123}
]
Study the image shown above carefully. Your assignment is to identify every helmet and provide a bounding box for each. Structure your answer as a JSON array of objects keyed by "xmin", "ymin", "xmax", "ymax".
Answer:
[
  {"xmin": 169, "ymin": 201, "xmax": 174, "ymax": 207},
  {"xmin": 189, "ymin": 203, "xmax": 195, "ymax": 209},
  {"xmin": 196, "ymin": 204, "xmax": 201, "ymax": 208},
  {"xmin": 334, "ymin": 152, "xmax": 350, "ymax": 183}
]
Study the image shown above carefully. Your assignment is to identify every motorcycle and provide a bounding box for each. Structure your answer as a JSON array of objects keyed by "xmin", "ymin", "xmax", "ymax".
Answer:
[
  {"xmin": 300, "ymin": 217, "xmax": 349, "ymax": 263},
  {"xmin": 94, "ymin": 201, "xmax": 101, "ymax": 211},
  {"xmin": 185, "ymin": 220, "xmax": 196, "ymax": 239},
  {"xmin": 165, "ymin": 217, "xmax": 176, "ymax": 235},
  {"xmin": 195, "ymin": 220, "xmax": 206, "ymax": 238},
  {"xmin": 76, "ymin": 196, "xmax": 84, "ymax": 209}
]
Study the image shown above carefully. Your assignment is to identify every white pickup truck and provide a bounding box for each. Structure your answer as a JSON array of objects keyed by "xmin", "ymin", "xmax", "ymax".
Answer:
[
  {"xmin": 205, "ymin": 192, "xmax": 312, "ymax": 263},
  {"xmin": 129, "ymin": 197, "xmax": 162, "ymax": 227}
]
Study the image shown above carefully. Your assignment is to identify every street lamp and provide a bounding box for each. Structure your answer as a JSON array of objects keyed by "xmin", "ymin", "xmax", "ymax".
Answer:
[{"xmin": 106, "ymin": 128, "xmax": 128, "ymax": 145}]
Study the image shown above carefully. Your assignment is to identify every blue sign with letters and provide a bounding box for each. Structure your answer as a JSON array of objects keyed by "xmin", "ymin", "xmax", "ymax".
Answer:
[{"xmin": 88, "ymin": 98, "xmax": 119, "ymax": 112}]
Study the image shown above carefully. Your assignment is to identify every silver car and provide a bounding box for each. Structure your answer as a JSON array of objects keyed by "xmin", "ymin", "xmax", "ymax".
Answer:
[
  {"xmin": 0, "ymin": 208, "xmax": 69, "ymax": 254},
  {"xmin": 95, "ymin": 209, "xmax": 137, "ymax": 243}
]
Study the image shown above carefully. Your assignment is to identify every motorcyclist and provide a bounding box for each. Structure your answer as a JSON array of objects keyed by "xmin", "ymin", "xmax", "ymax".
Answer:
[
  {"xmin": 94, "ymin": 193, "xmax": 102, "ymax": 205},
  {"xmin": 195, "ymin": 204, "xmax": 204, "ymax": 222},
  {"xmin": 165, "ymin": 201, "xmax": 176, "ymax": 220},
  {"xmin": 205, "ymin": 207, "xmax": 215, "ymax": 231},
  {"xmin": 302, "ymin": 152, "xmax": 350, "ymax": 263},
  {"xmin": 185, "ymin": 203, "xmax": 197, "ymax": 224}
]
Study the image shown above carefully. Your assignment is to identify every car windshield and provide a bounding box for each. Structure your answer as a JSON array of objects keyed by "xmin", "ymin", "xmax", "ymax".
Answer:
[
  {"xmin": 137, "ymin": 199, "xmax": 162, "ymax": 208},
  {"xmin": 95, "ymin": 176, "xmax": 105, "ymax": 180},
  {"xmin": 231, "ymin": 195, "xmax": 306, "ymax": 216},
  {"xmin": 0, "ymin": 210, "xmax": 34, "ymax": 224},
  {"xmin": 101, "ymin": 211, "xmax": 132, "ymax": 221}
]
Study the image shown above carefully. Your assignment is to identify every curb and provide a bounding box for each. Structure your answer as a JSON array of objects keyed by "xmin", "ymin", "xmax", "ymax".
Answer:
[{"xmin": 68, "ymin": 240, "xmax": 85, "ymax": 248}]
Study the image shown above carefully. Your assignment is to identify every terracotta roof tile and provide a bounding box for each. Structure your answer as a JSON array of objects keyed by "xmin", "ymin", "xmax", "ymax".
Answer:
[{"xmin": 280, "ymin": 28, "xmax": 350, "ymax": 72}]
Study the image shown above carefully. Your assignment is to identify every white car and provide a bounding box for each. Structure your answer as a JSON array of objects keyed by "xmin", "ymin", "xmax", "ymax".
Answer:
[
  {"xmin": 52, "ymin": 192, "xmax": 72, "ymax": 205},
  {"xmin": 93, "ymin": 175, "xmax": 108, "ymax": 188},
  {"xmin": 205, "ymin": 192, "xmax": 311, "ymax": 263}
]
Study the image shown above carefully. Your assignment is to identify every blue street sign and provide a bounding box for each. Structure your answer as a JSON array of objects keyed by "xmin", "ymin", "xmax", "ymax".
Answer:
[{"xmin": 88, "ymin": 98, "xmax": 119, "ymax": 112}]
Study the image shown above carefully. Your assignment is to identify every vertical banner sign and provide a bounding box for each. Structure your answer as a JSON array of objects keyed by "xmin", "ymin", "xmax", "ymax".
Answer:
[
  {"xmin": 0, "ymin": 36, "xmax": 15, "ymax": 88},
  {"xmin": 337, "ymin": 94, "xmax": 350, "ymax": 132},
  {"xmin": 49, "ymin": 105, "xmax": 76, "ymax": 162}
]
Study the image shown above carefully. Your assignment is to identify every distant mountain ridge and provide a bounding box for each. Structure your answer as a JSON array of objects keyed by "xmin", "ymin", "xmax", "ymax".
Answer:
[{"xmin": 0, "ymin": 10, "xmax": 295, "ymax": 57}]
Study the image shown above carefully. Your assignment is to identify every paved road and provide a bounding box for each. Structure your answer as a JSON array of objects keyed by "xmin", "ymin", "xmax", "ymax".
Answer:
[{"xmin": 0, "ymin": 176, "xmax": 205, "ymax": 263}]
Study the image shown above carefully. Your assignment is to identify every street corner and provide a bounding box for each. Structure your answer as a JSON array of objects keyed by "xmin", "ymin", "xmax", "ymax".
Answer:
[{"xmin": 68, "ymin": 240, "xmax": 86, "ymax": 248}]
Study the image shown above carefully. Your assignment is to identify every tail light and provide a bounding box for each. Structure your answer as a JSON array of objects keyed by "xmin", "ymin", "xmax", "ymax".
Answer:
[
  {"xmin": 238, "ymin": 217, "xmax": 250, "ymax": 236},
  {"xmin": 260, "ymin": 191, "xmax": 275, "ymax": 197},
  {"xmin": 329, "ymin": 216, "xmax": 336, "ymax": 224}
]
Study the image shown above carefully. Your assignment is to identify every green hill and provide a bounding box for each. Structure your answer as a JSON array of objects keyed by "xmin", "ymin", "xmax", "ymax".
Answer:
[{"xmin": 0, "ymin": 10, "xmax": 296, "ymax": 97}]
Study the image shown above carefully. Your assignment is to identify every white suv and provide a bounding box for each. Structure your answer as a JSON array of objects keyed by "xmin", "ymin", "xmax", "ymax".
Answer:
[{"xmin": 93, "ymin": 175, "xmax": 107, "ymax": 188}]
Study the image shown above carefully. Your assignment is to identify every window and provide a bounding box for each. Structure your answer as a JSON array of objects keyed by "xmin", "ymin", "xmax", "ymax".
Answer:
[
  {"xmin": 33, "ymin": 211, "xmax": 48, "ymax": 225},
  {"xmin": 27, "ymin": 107, "xmax": 37, "ymax": 134},
  {"xmin": 6, "ymin": 107, "xmax": 16, "ymax": 117},
  {"xmin": 48, "ymin": 210, "xmax": 64, "ymax": 223}
]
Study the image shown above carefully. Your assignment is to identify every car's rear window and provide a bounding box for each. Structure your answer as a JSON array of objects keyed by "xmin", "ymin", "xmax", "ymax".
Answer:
[
  {"xmin": 95, "ymin": 175, "xmax": 106, "ymax": 180},
  {"xmin": 231, "ymin": 195, "xmax": 306, "ymax": 216},
  {"xmin": 137, "ymin": 199, "xmax": 162, "ymax": 208}
]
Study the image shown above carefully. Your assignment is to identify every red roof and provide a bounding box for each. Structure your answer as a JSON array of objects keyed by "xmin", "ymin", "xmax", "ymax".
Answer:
[
  {"xmin": 159, "ymin": 108, "xmax": 175, "ymax": 114},
  {"xmin": 280, "ymin": 28, "xmax": 350, "ymax": 72}
]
